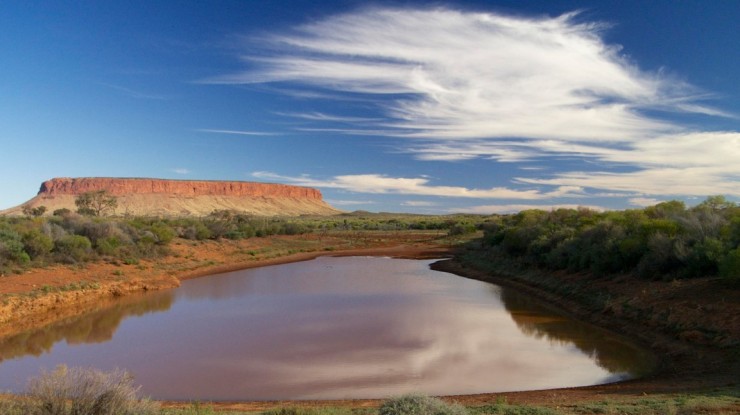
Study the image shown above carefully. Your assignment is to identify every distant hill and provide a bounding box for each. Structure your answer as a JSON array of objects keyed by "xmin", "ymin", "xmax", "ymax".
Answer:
[{"xmin": 1, "ymin": 177, "xmax": 341, "ymax": 217}]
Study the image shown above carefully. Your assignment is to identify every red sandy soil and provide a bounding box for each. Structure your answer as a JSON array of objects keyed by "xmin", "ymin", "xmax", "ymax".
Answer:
[
  {"xmin": 0, "ymin": 232, "xmax": 449, "ymax": 337},
  {"xmin": 1, "ymin": 232, "xmax": 738, "ymax": 412}
]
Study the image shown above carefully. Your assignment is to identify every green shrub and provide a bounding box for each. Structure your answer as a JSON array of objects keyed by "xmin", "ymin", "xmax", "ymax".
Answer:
[
  {"xmin": 150, "ymin": 222, "xmax": 176, "ymax": 245},
  {"xmin": 54, "ymin": 234, "xmax": 93, "ymax": 263},
  {"xmin": 719, "ymin": 247, "xmax": 740, "ymax": 285},
  {"xmin": 448, "ymin": 223, "xmax": 477, "ymax": 237},
  {"xmin": 96, "ymin": 236, "xmax": 123, "ymax": 256},
  {"xmin": 21, "ymin": 365, "xmax": 159, "ymax": 415},
  {"xmin": 178, "ymin": 221, "xmax": 212, "ymax": 240},
  {"xmin": 53, "ymin": 208, "xmax": 71, "ymax": 216},
  {"xmin": 0, "ymin": 226, "xmax": 30, "ymax": 266},
  {"xmin": 379, "ymin": 394, "xmax": 468, "ymax": 415},
  {"xmin": 22, "ymin": 229, "xmax": 54, "ymax": 259}
]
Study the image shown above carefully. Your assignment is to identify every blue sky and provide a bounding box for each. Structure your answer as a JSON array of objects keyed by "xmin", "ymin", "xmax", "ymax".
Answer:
[{"xmin": 2, "ymin": 0, "xmax": 739, "ymax": 214}]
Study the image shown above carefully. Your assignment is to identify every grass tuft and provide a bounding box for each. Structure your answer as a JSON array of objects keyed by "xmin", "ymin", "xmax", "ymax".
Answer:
[
  {"xmin": 379, "ymin": 393, "xmax": 468, "ymax": 415},
  {"xmin": 20, "ymin": 365, "xmax": 159, "ymax": 415}
]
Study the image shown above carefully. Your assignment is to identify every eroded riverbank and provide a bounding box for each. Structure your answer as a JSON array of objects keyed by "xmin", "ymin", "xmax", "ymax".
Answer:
[
  {"xmin": 1, "ymin": 232, "xmax": 738, "ymax": 412},
  {"xmin": 2, "ymin": 256, "xmax": 656, "ymax": 400}
]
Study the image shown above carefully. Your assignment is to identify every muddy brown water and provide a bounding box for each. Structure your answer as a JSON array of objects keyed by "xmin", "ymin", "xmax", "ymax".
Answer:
[{"xmin": 0, "ymin": 257, "xmax": 654, "ymax": 400}]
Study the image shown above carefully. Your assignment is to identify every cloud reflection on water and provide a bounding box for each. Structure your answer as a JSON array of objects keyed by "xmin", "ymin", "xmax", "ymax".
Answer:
[{"xmin": 0, "ymin": 257, "xmax": 653, "ymax": 400}]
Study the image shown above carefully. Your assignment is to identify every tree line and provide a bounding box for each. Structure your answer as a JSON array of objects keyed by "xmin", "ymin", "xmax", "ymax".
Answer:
[
  {"xmin": 477, "ymin": 196, "xmax": 739, "ymax": 283},
  {"xmin": 4, "ymin": 191, "xmax": 737, "ymax": 283}
]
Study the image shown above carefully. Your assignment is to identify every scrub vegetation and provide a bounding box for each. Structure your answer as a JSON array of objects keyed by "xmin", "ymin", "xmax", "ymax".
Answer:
[
  {"xmin": 0, "ymin": 209, "xmax": 480, "ymax": 276},
  {"xmin": 2, "ymin": 195, "xmax": 737, "ymax": 283},
  {"xmin": 476, "ymin": 196, "xmax": 740, "ymax": 284},
  {"xmin": 379, "ymin": 394, "xmax": 468, "ymax": 415}
]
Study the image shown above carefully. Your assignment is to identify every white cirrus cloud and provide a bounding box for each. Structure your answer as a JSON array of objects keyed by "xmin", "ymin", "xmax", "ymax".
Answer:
[
  {"xmin": 209, "ymin": 7, "xmax": 714, "ymax": 142},
  {"xmin": 453, "ymin": 204, "xmax": 607, "ymax": 215},
  {"xmin": 252, "ymin": 171, "xmax": 583, "ymax": 200},
  {"xmin": 171, "ymin": 168, "xmax": 190, "ymax": 175},
  {"xmin": 401, "ymin": 201, "xmax": 438, "ymax": 207},
  {"xmin": 519, "ymin": 165, "xmax": 740, "ymax": 197},
  {"xmin": 209, "ymin": 6, "xmax": 738, "ymax": 203},
  {"xmin": 629, "ymin": 197, "xmax": 664, "ymax": 207},
  {"xmin": 518, "ymin": 133, "xmax": 740, "ymax": 197},
  {"xmin": 197, "ymin": 129, "xmax": 281, "ymax": 136},
  {"xmin": 326, "ymin": 199, "xmax": 375, "ymax": 206}
]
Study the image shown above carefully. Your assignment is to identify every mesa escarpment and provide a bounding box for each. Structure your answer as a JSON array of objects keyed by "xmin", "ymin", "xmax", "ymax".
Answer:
[
  {"xmin": 39, "ymin": 177, "xmax": 324, "ymax": 199},
  {"xmin": 2, "ymin": 177, "xmax": 340, "ymax": 217}
]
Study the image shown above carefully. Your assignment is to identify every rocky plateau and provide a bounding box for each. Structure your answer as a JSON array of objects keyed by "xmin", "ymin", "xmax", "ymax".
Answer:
[{"xmin": 1, "ymin": 177, "xmax": 340, "ymax": 217}]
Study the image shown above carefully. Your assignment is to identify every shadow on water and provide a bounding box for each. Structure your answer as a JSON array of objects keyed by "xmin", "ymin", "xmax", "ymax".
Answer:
[
  {"xmin": 499, "ymin": 287, "xmax": 656, "ymax": 377},
  {"xmin": 0, "ymin": 291, "xmax": 173, "ymax": 362}
]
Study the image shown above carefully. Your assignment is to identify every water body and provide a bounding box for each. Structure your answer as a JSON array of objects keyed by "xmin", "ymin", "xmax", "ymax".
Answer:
[{"xmin": 0, "ymin": 257, "xmax": 654, "ymax": 400}]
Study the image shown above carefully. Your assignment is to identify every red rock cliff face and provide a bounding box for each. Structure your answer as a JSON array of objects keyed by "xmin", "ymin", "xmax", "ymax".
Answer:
[{"xmin": 39, "ymin": 177, "xmax": 325, "ymax": 200}]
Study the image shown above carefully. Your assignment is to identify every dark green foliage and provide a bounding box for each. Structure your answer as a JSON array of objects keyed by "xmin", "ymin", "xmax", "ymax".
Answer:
[
  {"xmin": 0, "ymin": 224, "xmax": 30, "ymax": 268},
  {"xmin": 54, "ymin": 234, "xmax": 93, "ymax": 263},
  {"xmin": 448, "ymin": 222, "xmax": 477, "ymax": 236},
  {"xmin": 719, "ymin": 248, "xmax": 740, "ymax": 285},
  {"xmin": 177, "ymin": 220, "xmax": 212, "ymax": 240},
  {"xmin": 2, "ymin": 199, "xmax": 738, "ymax": 281},
  {"xmin": 95, "ymin": 236, "xmax": 124, "ymax": 256},
  {"xmin": 149, "ymin": 222, "xmax": 176, "ymax": 244},
  {"xmin": 21, "ymin": 228, "xmax": 54, "ymax": 259},
  {"xmin": 2, "ymin": 211, "xmax": 463, "ymax": 269},
  {"xmin": 480, "ymin": 196, "xmax": 739, "ymax": 280}
]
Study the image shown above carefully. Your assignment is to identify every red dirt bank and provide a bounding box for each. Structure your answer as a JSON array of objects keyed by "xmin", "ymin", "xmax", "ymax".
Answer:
[{"xmin": 1, "ymin": 233, "xmax": 738, "ymax": 412}]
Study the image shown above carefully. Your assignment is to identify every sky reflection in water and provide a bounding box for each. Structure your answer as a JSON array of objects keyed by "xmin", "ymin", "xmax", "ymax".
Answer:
[{"xmin": 0, "ymin": 257, "xmax": 653, "ymax": 400}]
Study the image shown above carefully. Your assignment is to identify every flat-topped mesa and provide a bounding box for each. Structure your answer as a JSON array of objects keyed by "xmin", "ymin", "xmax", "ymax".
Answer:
[
  {"xmin": 1, "ymin": 177, "xmax": 339, "ymax": 217},
  {"xmin": 39, "ymin": 177, "xmax": 324, "ymax": 200}
]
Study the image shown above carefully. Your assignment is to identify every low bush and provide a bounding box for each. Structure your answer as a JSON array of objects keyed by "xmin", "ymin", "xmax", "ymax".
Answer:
[
  {"xmin": 0, "ymin": 398, "xmax": 25, "ymax": 415},
  {"xmin": 54, "ymin": 234, "xmax": 93, "ymax": 263},
  {"xmin": 379, "ymin": 393, "xmax": 468, "ymax": 415},
  {"xmin": 21, "ymin": 365, "xmax": 159, "ymax": 415}
]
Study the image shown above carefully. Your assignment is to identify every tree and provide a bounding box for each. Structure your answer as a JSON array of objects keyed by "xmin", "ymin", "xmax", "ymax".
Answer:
[
  {"xmin": 75, "ymin": 190, "xmax": 118, "ymax": 217},
  {"xmin": 697, "ymin": 195, "xmax": 736, "ymax": 211},
  {"xmin": 22, "ymin": 205, "xmax": 47, "ymax": 217}
]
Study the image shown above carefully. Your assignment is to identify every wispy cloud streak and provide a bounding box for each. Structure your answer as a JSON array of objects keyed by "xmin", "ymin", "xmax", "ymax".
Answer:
[
  {"xmin": 252, "ymin": 171, "xmax": 583, "ymax": 200},
  {"xmin": 209, "ymin": 6, "xmax": 738, "ymax": 203},
  {"xmin": 453, "ymin": 204, "xmax": 607, "ymax": 214},
  {"xmin": 211, "ymin": 8, "xmax": 713, "ymax": 142},
  {"xmin": 197, "ymin": 129, "xmax": 281, "ymax": 136}
]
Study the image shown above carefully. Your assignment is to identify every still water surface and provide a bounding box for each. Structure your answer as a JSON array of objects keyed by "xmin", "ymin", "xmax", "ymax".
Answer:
[{"xmin": 0, "ymin": 257, "xmax": 653, "ymax": 400}]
